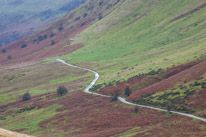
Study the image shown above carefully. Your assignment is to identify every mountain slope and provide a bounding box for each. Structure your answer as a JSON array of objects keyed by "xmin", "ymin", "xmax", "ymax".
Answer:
[
  {"xmin": 0, "ymin": 0, "xmax": 124, "ymax": 65},
  {"xmin": 0, "ymin": 0, "xmax": 206, "ymax": 136},
  {"xmin": 54, "ymin": 0, "xmax": 206, "ymax": 115},
  {"xmin": 0, "ymin": 0, "xmax": 87, "ymax": 47},
  {"xmin": 54, "ymin": 0, "xmax": 206, "ymax": 85}
]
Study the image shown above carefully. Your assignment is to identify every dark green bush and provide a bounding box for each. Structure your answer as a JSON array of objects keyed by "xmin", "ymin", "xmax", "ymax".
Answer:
[
  {"xmin": 124, "ymin": 86, "xmax": 131, "ymax": 97},
  {"xmin": 83, "ymin": 13, "xmax": 87, "ymax": 18},
  {"xmin": 21, "ymin": 44, "xmax": 27, "ymax": 48},
  {"xmin": 44, "ymin": 34, "xmax": 47, "ymax": 39},
  {"xmin": 111, "ymin": 92, "xmax": 119, "ymax": 102},
  {"xmin": 2, "ymin": 49, "xmax": 6, "ymax": 53},
  {"xmin": 22, "ymin": 92, "xmax": 31, "ymax": 101},
  {"xmin": 51, "ymin": 40, "xmax": 55, "ymax": 45},
  {"xmin": 8, "ymin": 55, "xmax": 11, "ymax": 60},
  {"xmin": 38, "ymin": 35, "xmax": 43, "ymax": 42},
  {"xmin": 16, "ymin": 106, "xmax": 35, "ymax": 114},
  {"xmin": 57, "ymin": 86, "xmax": 68, "ymax": 96},
  {"xmin": 166, "ymin": 104, "xmax": 172, "ymax": 113},
  {"xmin": 134, "ymin": 106, "xmax": 139, "ymax": 113},
  {"xmin": 201, "ymin": 82, "xmax": 206, "ymax": 88},
  {"xmin": 194, "ymin": 81, "xmax": 201, "ymax": 86},
  {"xmin": 59, "ymin": 23, "xmax": 64, "ymax": 31},
  {"xmin": 50, "ymin": 33, "xmax": 55, "ymax": 37}
]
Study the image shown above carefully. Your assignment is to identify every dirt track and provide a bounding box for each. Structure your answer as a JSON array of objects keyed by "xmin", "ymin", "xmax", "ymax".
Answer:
[{"xmin": 0, "ymin": 128, "xmax": 34, "ymax": 137}]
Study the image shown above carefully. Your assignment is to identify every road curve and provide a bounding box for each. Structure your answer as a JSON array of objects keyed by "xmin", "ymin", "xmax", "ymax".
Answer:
[{"xmin": 56, "ymin": 59, "xmax": 206, "ymax": 122}]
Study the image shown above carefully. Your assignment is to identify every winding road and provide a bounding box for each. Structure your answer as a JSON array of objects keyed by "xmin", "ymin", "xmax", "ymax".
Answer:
[{"xmin": 56, "ymin": 59, "xmax": 206, "ymax": 122}]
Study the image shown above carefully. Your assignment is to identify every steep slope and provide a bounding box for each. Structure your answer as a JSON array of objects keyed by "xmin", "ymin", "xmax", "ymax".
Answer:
[
  {"xmin": 53, "ymin": 0, "xmax": 206, "ymax": 114},
  {"xmin": 0, "ymin": 0, "xmax": 87, "ymax": 47},
  {"xmin": 0, "ymin": 0, "xmax": 124, "ymax": 65}
]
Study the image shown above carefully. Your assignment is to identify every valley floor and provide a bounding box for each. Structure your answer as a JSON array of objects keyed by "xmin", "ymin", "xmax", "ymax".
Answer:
[{"xmin": 0, "ymin": 60, "xmax": 206, "ymax": 137}]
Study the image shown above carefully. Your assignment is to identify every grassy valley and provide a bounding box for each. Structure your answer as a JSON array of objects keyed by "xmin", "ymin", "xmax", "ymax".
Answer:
[{"xmin": 0, "ymin": 0, "xmax": 206, "ymax": 136}]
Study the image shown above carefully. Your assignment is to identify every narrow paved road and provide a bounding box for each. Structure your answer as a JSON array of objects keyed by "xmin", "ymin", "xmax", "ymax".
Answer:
[{"xmin": 56, "ymin": 59, "xmax": 206, "ymax": 122}]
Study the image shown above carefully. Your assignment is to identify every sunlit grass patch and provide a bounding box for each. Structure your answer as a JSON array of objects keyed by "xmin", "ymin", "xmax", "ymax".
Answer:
[{"xmin": 1, "ymin": 104, "xmax": 61, "ymax": 133}]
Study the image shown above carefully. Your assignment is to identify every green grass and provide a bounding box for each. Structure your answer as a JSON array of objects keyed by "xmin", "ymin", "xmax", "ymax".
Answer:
[
  {"xmin": 0, "ymin": 104, "xmax": 61, "ymax": 133},
  {"xmin": 0, "ymin": 61, "xmax": 91, "ymax": 105},
  {"xmin": 119, "ymin": 127, "xmax": 148, "ymax": 137},
  {"xmin": 49, "ymin": 72, "xmax": 91, "ymax": 84},
  {"xmin": 51, "ymin": 0, "xmax": 206, "ymax": 87}
]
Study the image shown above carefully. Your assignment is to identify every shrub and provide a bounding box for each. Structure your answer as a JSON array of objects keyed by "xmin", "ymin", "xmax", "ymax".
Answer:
[
  {"xmin": 111, "ymin": 91, "xmax": 119, "ymax": 102},
  {"xmin": 184, "ymin": 90, "xmax": 195, "ymax": 96},
  {"xmin": 38, "ymin": 35, "xmax": 43, "ymax": 42},
  {"xmin": 201, "ymin": 82, "xmax": 206, "ymax": 88},
  {"xmin": 59, "ymin": 23, "xmax": 64, "ymax": 31},
  {"xmin": 8, "ymin": 55, "xmax": 11, "ymax": 60},
  {"xmin": 98, "ymin": 14, "xmax": 103, "ymax": 20},
  {"xmin": 57, "ymin": 86, "xmax": 68, "ymax": 96},
  {"xmin": 99, "ymin": 1, "xmax": 103, "ymax": 6},
  {"xmin": 22, "ymin": 92, "xmax": 31, "ymax": 101},
  {"xmin": 81, "ymin": 22, "xmax": 86, "ymax": 26},
  {"xmin": 44, "ymin": 34, "xmax": 47, "ymax": 39},
  {"xmin": 21, "ymin": 43, "xmax": 27, "ymax": 48},
  {"xmin": 124, "ymin": 86, "xmax": 131, "ymax": 97},
  {"xmin": 83, "ymin": 13, "xmax": 87, "ymax": 18},
  {"xmin": 50, "ymin": 33, "xmax": 55, "ymax": 37},
  {"xmin": 51, "ymin": 40, "xmax": 55, "ymax": 45},
  {"xmin": 75, "ymin": 17, "xmax": 81, "ymax": 21},
  {"xmin": 16, "ymin": 106, "xmax": 35, "ymax": 114},
  {"xmin": 194, "ymin": 81, "xmax": 201, "ymax": 86},
  {"xmin": 2, "ymin": 49, "xmax": 6, "ymax": 53},
  {"xmin": 134, "ymin": 106, "xmax": 139, "ymax": 113},
  {"xmin": 33, "ymin": 39, "xmax": 37, "ymax": 43},
  {"xmin": 166, "ymin": 104, "xmax": 172, "ymax": 113}
]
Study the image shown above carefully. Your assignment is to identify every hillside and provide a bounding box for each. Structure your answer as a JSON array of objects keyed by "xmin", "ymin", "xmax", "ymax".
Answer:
[
  {"xmin": 0, "ymin": 0, "xmax": 123, "ymax": 65},
  {"xmin": 0, "ymin": 0, "xmax": 206, "ymax": 136},
  {"xmin": 54, "ymin": 0, "xmax": 206, "ymax": 112},
  {"xmin": 0, "ymin": 0, "xmax": 87, "ymax": 47}
]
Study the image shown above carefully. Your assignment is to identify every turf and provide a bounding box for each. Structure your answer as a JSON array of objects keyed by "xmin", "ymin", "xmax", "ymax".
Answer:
[
  {"xmin": 0, "ymin": 62, "xmax": 89, "ymax": 105},
  {"xmin": 0, "ymin": 104, "xmax": 61, "ymax": 134},
  {"xmin": 51, "ymin": 0, "xmax": 206, "ymax": 86}
]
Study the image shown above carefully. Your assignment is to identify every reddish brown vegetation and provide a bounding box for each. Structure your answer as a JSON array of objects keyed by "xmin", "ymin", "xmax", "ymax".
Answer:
[
  {"xmin": 1, "ymin": 90, "xmax": 206, "ymax": 136},
  {"xmin": 0, "ymin": 0, "xmax": 123, "ymax": 66},
  {"xmin": 179, "ymin": 88, "xmax": 206, "ymax": 117},
  {"xmin": 0, "ymin": 5, "xmax": 94, "ymax": 65},
  {"xmin": 98, "ymin": 60, "xmax": 203, "ymax": 100},
  {"xmin": 180, "ymin": 88, "xmax": 206, "ymax": 109},
  {"xmin": 98, "ymin": 75, "xmax": 162, "ymax": 97},
  {"xmin": 39, "ymin": 91, "xmax": 206, "ymax": 137},
  {"xmin": 0, "ymin": 24, "xmax": 88, "ymax": 65},
  {"xmin": 127, "ymin": 60, "xmax": 206, "ymax": 101}
]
